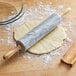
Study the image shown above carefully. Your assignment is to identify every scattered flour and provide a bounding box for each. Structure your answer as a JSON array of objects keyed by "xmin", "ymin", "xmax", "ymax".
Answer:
[
  {"xmin": 0, "ymin": 25, "xmax": 16, "ymax": 45},
  {"xmin": 55, "ymin": 5, "xmax": 64, "ymax": 10},
  {"xmin": 67, "ymin": 21, "xmax": 76, "ymax": 35}
]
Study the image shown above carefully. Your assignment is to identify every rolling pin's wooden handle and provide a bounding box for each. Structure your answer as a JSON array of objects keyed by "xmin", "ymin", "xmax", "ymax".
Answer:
[
  {"xmin": 3, "ymin": 45, "xmax": 21, "ymax": 60},
  {"xmin": 61, "ymin": 8, "xmax": 71, "ymax": 17},
  {"xmin": 61, "ymin": 42, "xmax": 76, "ymax": 65}
]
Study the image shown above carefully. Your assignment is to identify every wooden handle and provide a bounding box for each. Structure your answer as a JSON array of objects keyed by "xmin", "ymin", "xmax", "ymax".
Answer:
[
  {"xmin": 61, "ymin": 8, "xmax": 71, "ymax": 17},
  {"xmin": 61, "ymin": 42, "xmax": 76, "ymax": 65},
  {"xmin": 3, "ymin": 45, "xmax": 21, "ymax": 60}
]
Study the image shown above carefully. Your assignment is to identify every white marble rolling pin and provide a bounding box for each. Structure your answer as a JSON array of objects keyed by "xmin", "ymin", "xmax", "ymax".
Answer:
[{"xmin": 3, "ymin": 8, "xmax": 70, "ymax": 60}]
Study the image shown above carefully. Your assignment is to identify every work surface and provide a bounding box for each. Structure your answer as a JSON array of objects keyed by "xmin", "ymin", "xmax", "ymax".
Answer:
[{"xmin": 0, "ymin": 0, "xmax": 76, "ymax": 76}]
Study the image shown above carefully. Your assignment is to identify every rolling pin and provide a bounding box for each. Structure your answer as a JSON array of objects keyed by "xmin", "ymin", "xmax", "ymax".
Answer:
[
  {"xmin": 3, "ymin": 8, "xmax": 71, "ymax": 60},
  {"xmin": 62, "ymin": 41, "xmax": 76, "ymax": 65}
]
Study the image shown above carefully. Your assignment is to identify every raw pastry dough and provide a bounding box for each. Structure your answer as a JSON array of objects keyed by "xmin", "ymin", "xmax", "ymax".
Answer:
[{"xmin": 14, "ymin": 20, "xmax": 67, "ymax": 54}]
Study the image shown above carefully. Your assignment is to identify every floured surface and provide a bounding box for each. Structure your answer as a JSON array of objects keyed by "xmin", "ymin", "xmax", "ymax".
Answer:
[
  {"xmin": 14, "ymin": 20, "xmax": 67, "ymax": 54},
  {"xmin": 0, "ymin": 0, "xmax": 76, "ymax": 75}
]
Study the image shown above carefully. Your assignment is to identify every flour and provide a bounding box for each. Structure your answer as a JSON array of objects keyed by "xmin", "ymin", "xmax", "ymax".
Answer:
[
  {"xmin": 40, "ymin": 54, "xmax": 52, "ymax": 64},
  {"xmin": 24, "ymin": 2, "xmax": 55, "ymax": 21},
  {"xmin": 0, "ymin": 25, "xmax": 16, "ymax": 45},
  {"xmin": 67, "ymin": 21, "xmax": 75, "ymax": 35},
  {"xmin": 55, "ymin": 5, "xmax": 64, "ymax": 10}
]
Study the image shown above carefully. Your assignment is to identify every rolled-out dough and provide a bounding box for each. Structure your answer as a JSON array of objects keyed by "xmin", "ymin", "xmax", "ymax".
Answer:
[{"xmin": 14, "ymin": 20, "xmax": 67, "ymax": 54}]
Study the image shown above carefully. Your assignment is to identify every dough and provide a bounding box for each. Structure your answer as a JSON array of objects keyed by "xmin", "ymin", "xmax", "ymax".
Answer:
[{"xmin": 14, "ymin": 20, "xmax": 67, "ymax": 54}]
